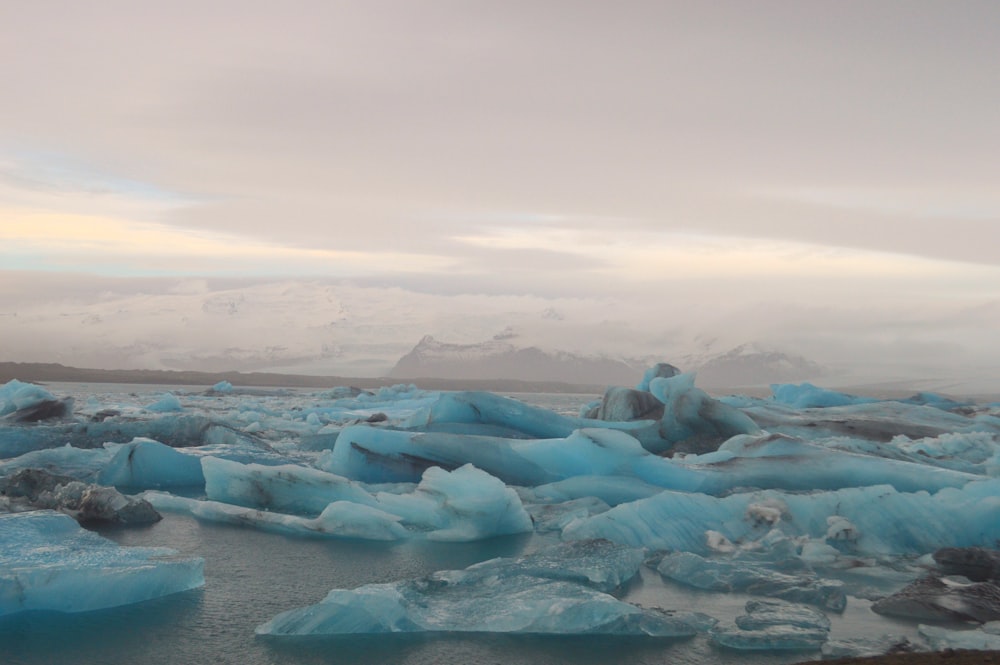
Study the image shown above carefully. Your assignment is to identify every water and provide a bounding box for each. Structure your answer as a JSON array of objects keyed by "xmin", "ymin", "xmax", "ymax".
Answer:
[
  {"xmin": 0, "ymin": 512, "xmax": 821, "ymax": 665},
  {"xmin": 0, "ymin": 383, "xmax": 924, "ymax": 664}
]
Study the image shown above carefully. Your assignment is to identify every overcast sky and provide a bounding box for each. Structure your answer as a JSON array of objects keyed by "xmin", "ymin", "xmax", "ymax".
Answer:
[{"xmin": 2, "ymin": 1, "xmax": 999, "ymax": 376}]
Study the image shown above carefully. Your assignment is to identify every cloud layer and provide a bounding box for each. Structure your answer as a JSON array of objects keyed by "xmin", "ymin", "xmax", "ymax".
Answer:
[{"xmin": 2, "ymin": 1, "xmax": 998, "ymax": 380}]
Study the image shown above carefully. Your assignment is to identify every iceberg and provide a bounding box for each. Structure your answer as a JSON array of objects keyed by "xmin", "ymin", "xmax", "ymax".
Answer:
[
  {"xmin": 709, "ymin": 599, "xmax": 830, "ymax": 651},
  {"xmin": 770, "ymin": 383, "xmax": 877, "ymax": 409},
  {"xmin": 0, "ymin": 379, "xmax": 72, "ymax": 423},
  {"xmin": 646, "ymin": 373, "xmax": 761, "ymax": 455},
  {"xmin": 0, "ymin": 510, "xmax": 204, "ymax": 616},
  {"xmin": 1, "ymin": 468, "xmax": 161, "ymax": 524},
  {"xmin": 98, "ymin": 438, "xmax": 205, "ymax": 489},
  {"xmin": 656, "ymin": 551, "xmax": 846, "ymax": 611},
  {"xmin": 150, "ymin": 462, "xmax": 531, "ymax": 542},
  {"xmin": 563, "ymin": 480, "xmax": 1000, "ymax": 557},
  {"xmin": 145, "ymin": 493, "xmax": 408, "ymax": 541},
  {"xmin": 871, "ymin": 575, "xmax": 1000, "ymax": 623},
  {"xmin": 202, "ymin": 456, "xmax": 377, "ymax": 515},
  {"xmin": 326, "ymin": 423, "xmax": 977, "ymax": 496},
  {"xmin": 256, "ymin": 540, "xmax": 712, "ymax": 637}
]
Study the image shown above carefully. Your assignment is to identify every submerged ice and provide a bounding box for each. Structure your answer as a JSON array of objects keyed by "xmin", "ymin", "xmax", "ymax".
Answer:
[
  {"xmin": 0, "ymin": 510, "xmax": 204, "ymax": 616},
  {"xmin": 256, "ymin": 540, "xmax": 711, "ymax": 637}
]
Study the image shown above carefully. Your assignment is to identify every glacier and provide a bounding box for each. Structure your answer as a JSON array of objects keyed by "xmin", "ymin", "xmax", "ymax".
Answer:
[{"xmin": 2, "ymin": 373, "xmax": 1000, "ymax": 661}]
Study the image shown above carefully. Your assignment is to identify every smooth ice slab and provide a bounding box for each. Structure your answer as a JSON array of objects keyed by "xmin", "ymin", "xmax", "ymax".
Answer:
[
  {"xmin": 257, "ymin": 540, "xmax": 711, "ymax": 637},
  {"xmin": 0, "ymin": 510, "xmax": 204, "ymax": 616}
]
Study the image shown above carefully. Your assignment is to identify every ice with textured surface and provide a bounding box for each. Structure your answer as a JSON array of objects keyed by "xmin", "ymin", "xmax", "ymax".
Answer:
[
  {"xmin": 0, "ymin": 510, "xmax": 204, "ymax": 616},
  {"xmin": 257, "ymin": 540, "xmax": 713, "ymax": 637}
]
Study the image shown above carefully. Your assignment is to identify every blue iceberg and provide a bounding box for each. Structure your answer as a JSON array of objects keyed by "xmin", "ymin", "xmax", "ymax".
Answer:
[
  {"xmin": 0, "ymin": 510, "xmax": 204, "ymax": 616},
  {"xmin": 256, "ymin": 540, "xmax": 713, "ymax": 637}
]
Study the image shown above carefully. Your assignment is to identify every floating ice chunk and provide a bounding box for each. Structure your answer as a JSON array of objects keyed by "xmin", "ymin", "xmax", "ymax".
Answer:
[
  {"xmin": 153, "ymin": 462, "xmax": 530, "ymax": 542},
  {"xmin": 0, "ymin": 413, "xmax": 270, "ymax": 460},
  {"xmin": 0, "ymin": 469, "xmax": 161, "ymax": 524},
  {"xmin": 710, "ymin": 623, "xmax": 828, "ymax": 650},
  {"xmin": 0, "ymin": 380, "xmax": 68, "ymax": 421},
  {"xmin": 919, "ymin": 623, "xmax": 1000, "ymax": 650},
  {"xmin": 373, "ymin": 464, "xmax": 531, "ymax": 541},
  {"xmin": 742, "ymin": 400, "xmax": 1000, "ymax": 442},
  {"xmin": 596, "ymin": 387, "xmax": 664, "ymax": 422},
  {"xmin": 648, "ymin": 373, "xmax": 761, "ymax": 455},
  {"xmin": 821, "ymin": 634, "xmax": 920, "ymax": 659},
  {"xmin": 210, "ymin": 380, "xmax": 233, "ymax": 393},
  {"xmin": 531, "ymin": 475, "xmax": 664, "ymax": 506},
  {"xmin": 735, "ymin": 599, "xmax": 831, "ymax": 631},
  {"xmin": 39, "ymin": 482, "xmax": 161, "ymax": 524},
  {"xmin": 826, "ymin": 516, "xmax": 859, "ymax": 542},
  {"xmin": 0, "ymin": 510, "xmax": 204, "ymax": 616},
  {"xmin": 525, "ymin": 496, "xmax": 611, "ymax": 532},
  {"xmin": 872, "ymin": 575, "xmax": 1000, "ymax": 622},
  {"xmin": 637, "ymin": 363, "xmax": 681, "ymax": 391},
  {"xmin": 146, "ymin": 392, "xmax": 183, "ymax": 413},
  {"xmin": 710, "ymin": 599, "xmax": 830, "ymax": 651},
  {"xmin": 563, "ymin": 480, "xmax": 1000, "ymax": 557},
  {"xmin": 0, "ymin": 380, "xmax": 50, "ymax": 414},
  {"xmin": 934, "ymin": 546, "xmax": 1000, "ymax": 582},
  {"xmin": 144, "ymin": 492, "xmax": 407, "ymax": 541},
  {"xmin": 329, "ymin": 422, "xmax": 978, "ymax": 496},
  {"xmin": 408, "ymin": 391, "xmax": 665, "ymax": 452},
  {"xmin": 697, "ymin": 432, "xmax": 979, "ymax": 494},
  {"xmin": 256, "ymin": 540, "xmax": 708, "ymax": 637},
  {"xmin": 202, "ymin": 457, "xmax": 378, "ymax": 515},
  {"xmin": 98, "ymin": 438, "xmax": 205, "ymax": 489},
  {"xmin": 0, "ymin": 444, "xmax": 111, "ymax": 481},
  {"xmin": 324, "ymin": 426, "xmax": 653, "ymax": 485},
  {"xmin": 770, "ymin": 383, "xmax": 876, "ymax": 409},
  {"xmin": 315, "ymin": 501, "xmax": 409, "ymax": 540},
  {"xmin": 656, "ymin": 551, "xmax": 846, "ymax": 611}
]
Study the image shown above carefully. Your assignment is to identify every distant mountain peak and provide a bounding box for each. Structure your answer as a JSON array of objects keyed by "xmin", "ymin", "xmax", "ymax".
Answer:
[{"xmin": 389, "ymin": 336, "xmax": 645, "ymax": 386}]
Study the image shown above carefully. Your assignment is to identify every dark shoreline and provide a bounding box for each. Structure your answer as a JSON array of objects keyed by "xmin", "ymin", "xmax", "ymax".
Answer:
[
  {"xmin": 794, "ymin": 651, "xmax": 1000, "ymax": 665},
  {"xmin": 0, "ymin": 361, "xmax": 607, "ymax": 394}
]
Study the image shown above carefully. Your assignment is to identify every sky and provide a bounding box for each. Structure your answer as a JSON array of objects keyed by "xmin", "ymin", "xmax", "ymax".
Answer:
[{"xmin": 2, "ymin": 1, "xmax": 999, "ymax": 382}]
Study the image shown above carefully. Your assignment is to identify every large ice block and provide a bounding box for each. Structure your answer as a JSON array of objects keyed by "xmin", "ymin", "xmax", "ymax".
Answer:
[{"xmin": 0, "ymin": 510, "xmax": 204, "ymax": 616}]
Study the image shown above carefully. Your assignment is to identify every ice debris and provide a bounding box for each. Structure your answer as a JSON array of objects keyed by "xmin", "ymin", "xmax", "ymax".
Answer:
[
  {"xmin": 1, "ymin": 468, "xmax": 160, "ymax": 524},
  {"xmin": 709, "ymin": 599, "xmax": 830, "ymax": 651}
]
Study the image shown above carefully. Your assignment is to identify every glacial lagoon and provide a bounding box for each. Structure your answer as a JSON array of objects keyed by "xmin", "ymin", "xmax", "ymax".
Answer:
[{"xmin": 3, "ymin": 376, "xmax": 1000, "ymax": 664}]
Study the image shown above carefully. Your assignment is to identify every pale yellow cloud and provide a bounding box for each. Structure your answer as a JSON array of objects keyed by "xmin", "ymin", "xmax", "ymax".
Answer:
[
  {"xmin": 1, "ymin": 208, "xmax": 454, "ymax": 274},
  {"xmin": 453, "ymin": 226, "xmax": 991, "ymax": 281}
]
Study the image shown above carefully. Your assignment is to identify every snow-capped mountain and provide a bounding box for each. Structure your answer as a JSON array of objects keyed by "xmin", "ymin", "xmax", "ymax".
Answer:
[
  {"xmin": 3, "ymin": 275, "xmax": 996, "ymax": 392},
  {"xmin": 389, "ymin": 335, "xmax": 647, "ymax": 385},
  {"xmin": 691, "ymin": 343, "xmax": 825, "ymax": 388},
  {"xmin": 389, "ymin": 336, "xmax": 824, "ymax": 388}
]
